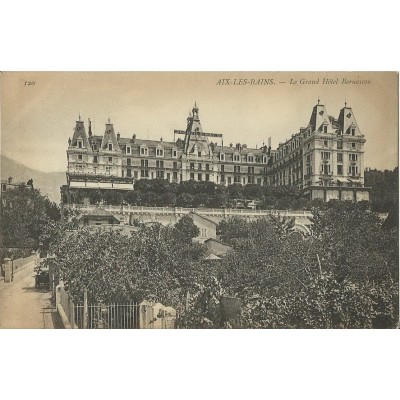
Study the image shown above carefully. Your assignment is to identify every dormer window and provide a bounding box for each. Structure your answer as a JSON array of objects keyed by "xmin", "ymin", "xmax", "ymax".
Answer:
[
  {"xmin": 126, "ymin": 146, "xmax": 131, "ymax": 154},
  {"xmin": 156, "ymin": 147, "xmax": 164, "ymax": 157},
  {"xmin": 77, "ymin": 140, "xmax": 83, "ymax": 149},
  {"xmin": 351, "ymin": 128, "xmax": 356, "ymax": 136},
  {"xmin": 247, "ymin": 154, "xmax": 254, "ymax": 163},
  {"xmin": 233, "ymin": 153, "xmax": 240, "ymax": 162},
  {"xmin": 220, "ymin": 153, "xmax": 225, "ymax": 161},
  {"xmin": 323, "ymin": 126, "xmax": 328, "ymax": 134},
  {"xmin": 198, "ymin": 151, "xmax": 202, "ymax": 157},
  {"xmin": 173, "ymin": 149, "xmax": 177, "ymax": 158},
  {"xmin": 262, "ymin": 156, "xmax": 268, "ymax": 164},
  {"xmin": 78, "ymin": 155, "xmax": 83, "ymax": 161},
  {"xmin": 108, "ymin": 143, "xmax": 113, "ymax": 151},
  {"xmin": 140, "ymin": 146, "xmax": 148, "ymax": 156}
]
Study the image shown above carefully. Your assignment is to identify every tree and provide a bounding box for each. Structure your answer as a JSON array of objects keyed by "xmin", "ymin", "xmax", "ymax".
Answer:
[
  {"xmin": 173, "ymin": 215, "xmax": 200, "ymax": 243},
  {"xmin": 0, "ymin": 186, "xmax": 60, "ymax": 252}
]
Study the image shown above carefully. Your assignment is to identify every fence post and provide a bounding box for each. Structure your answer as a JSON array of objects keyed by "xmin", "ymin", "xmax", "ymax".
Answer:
[
  {"xmin": 68, "ymin": 297, "xmax": 75, "ymax": 329},
  {"xmin": 83, "ymin": 288, "xmax": 88, "ymax": 329},
  {"xmin": 4, "ymin": 258, "xmax": 12, "ymax": 283}
]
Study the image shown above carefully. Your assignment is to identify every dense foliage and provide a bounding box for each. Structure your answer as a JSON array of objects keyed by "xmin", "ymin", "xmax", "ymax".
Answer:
[
  {"xmin": 215, "ymin": 203, "xmax": 398, "ymax": 328},
  {"xmin": 364, "ymin": 167, "xmax": 398, "ymax": 212},
  {"xmin": 47, "ymin": 200, "xmax": 399, "ymax": 328},
  {"xmin": 0, "ymin": 186, "xmax": 60, "ymax": 261}
]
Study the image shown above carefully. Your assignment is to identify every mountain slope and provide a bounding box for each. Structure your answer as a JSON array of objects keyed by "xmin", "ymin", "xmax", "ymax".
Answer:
[{"xmin": 1, "ymin": 155, "xmax": 66, "ymax": 203}]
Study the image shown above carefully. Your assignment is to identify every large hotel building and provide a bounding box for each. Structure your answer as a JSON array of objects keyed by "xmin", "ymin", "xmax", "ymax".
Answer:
[{"xmin": 62, "ymin": 101, "xmax": 370, "ymax": 203}]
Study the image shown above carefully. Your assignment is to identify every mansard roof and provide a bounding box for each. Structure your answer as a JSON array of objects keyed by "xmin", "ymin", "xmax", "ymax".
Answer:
[
  {"xmin": 100, "ymin": 122, "xmax": 121, "ymax": 151},
  {"xmin": 71, "ymin": 120, "xmax": 90, "ymax": 148}
]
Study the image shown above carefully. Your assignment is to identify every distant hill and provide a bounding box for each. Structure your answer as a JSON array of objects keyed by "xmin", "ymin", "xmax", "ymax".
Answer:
[{"xmin": 1, "ymin": 155, "xmax": 66, "ymax": 203}]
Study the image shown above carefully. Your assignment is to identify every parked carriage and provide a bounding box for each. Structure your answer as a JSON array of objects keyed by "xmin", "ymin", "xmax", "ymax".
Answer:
[{"xmin": 34, "ymin": 266, "xmax": 49, "ymax": 289}]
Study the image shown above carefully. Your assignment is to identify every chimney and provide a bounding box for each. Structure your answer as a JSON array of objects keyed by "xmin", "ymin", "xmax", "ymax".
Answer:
[
  {"xmin": 117, "ymin": 132, "xmax": 120, "ymax": 141},
  {"xmin": 132, "ymin": 134, "xmax": 136, "ymax": 142},
  {"xmin": 268, "ymin": 137, "xmax": 271, "ymax": 148},
  {"xmin": 8, "ymin": 176, "xmax": 12, "ymax": 184},
  {"xmin": 88, "ymin": 118, "xmax": 92, "ymax": 136}
]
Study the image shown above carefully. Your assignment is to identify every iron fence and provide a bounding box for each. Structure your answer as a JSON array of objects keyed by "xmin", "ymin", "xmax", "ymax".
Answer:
[{"xmin": 74, "ymin": 303, "xmax": 140, "ymax": 329}]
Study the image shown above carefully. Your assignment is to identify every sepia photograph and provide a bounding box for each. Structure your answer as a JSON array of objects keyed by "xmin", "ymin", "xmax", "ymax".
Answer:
[{"xmin": 1, "ymin": 71, "xmax": 398, "ymax": 329}]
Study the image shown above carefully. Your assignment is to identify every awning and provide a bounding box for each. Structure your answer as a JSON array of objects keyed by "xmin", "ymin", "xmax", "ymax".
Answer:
[
  {"xmin": 337, "ymin": 178, "xmax": 348, "ymax": 183},
  {"xmin": 202, "ymin": 254, "xmax": 222, "ymax": 261}
]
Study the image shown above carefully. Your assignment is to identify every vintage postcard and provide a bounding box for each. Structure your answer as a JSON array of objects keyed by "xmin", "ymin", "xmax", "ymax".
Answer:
[{"xmin": 0, "ymin": 71, "xmax": 398, "ymax": 329}]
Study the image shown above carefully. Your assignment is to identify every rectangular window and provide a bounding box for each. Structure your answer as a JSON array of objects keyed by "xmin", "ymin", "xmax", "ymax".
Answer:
[
  {"xmin": 78, "ymin": 155, "xmax": 82, "ymax": 160},
  {"xmin": 221, "ymin": 174, "xmax": 225, "ymax": 183},
  {"xmin": 205, "ymin": 163, "xmax": 209, "ymax": 171},
  {"xmin": 228, "ymin": 177, "xmax": 232, "ymax": 184},
  {"xmin": 106, "ymin": 166, "xmax": 111, "ymax": 174},
  {"xmin": 248, "ymin": 155, "xmax": 254, "ymax": 162},
  {"xmin": 337, "ymin": 153, "xmax": 343, "ymax": 162},
  {"xmin": 156, "ymin": 170, "xmax": 164, "ymax": 179},
  {"xmin": 234, "ymin": 166, "xmax": 241, "ymax": 173},
  {"xmin": 198, "ymin": 173, "xmax": 202, "ymax": 181},
  {"xmin": 349, "ymin": 153, "xmax": 358, "ymax": 161},
  {"xmin": 93, "ymin": 156, "xmax": 98, "ymax": 163},
  {"xmin": 190, "ymin": 173, "xmax": 194, "ymax": 180},
  {"xmin": 221, "ymin": 165, "xmax": 225, "ymax": 172},
  {"xmin": 141, "ymin": 169, "xmax": 149, "ymax": 178},
  {"xmin": 126, "ymin": 147, "xmax": 131, "ymax": 154},
  {"xmin": 141, "ymin": 159, "xmax": 149, "ymax": 167},
  {"xmin": 156, "ymin": 148, "xmax": 164, "ymax": 157},
  {"xmin": 198, "ymin": 151, "xmax": 202, "ymax": 157},
  {"xmin": 108, "ymin": 157, "xmax": 112, "ymax": 163},
  {"xmin": 173, "ymin": 171, "xmax": 178, "ymax": 181},
  {"xmin": 234, "ymin": 176, "xmax": 241, "ymax": 183},
  {"xmin": 233, "ymin": 154, "xmax": 240, "ymax": 162},
  {"xmin": 200, "ymin": 228, "xmax": 207, "ymax": 238},
  {"xmin": 321, "ymin": 152, "xmax": 330, "ymax": 160},
  {"xmin": 337, "ymin": 141, "xmax": 343, "ymax": 149},
  {"xmin": 351, "ymin": 128, "xmax": 356, "ymax": 136},
  {"xmin": 352, "ymin": 143, "xmax": 356, "ymax": 148},
  {"xmin": 190, "ymin": 163, "xmax": 194, "ymax": 170},
  {"xmin": 323, "ymin": 164, "xmax": 330, "ymax": 174},
  {"xmin": 198, "ymin": 163, "xmax": 202, "ymax": 170},
  {"xmin": 205, "ymin": 174, "xmax": 210, "ymax": 181},
  {"xmin": 349, "ymin": 166, "xmax": 358, "ymax": 176},
  {"xmin": 220, "ymin": 153, "xmax": 225, "ymax": 161},
  {"xmin": 173, "ymin": 150, "xmax": 177, "ymax": 157},
  {"xmin": 337, "ymin": 165, "xmax": 343, "ymax": 175},
  {"xmin": 173, "ymin": 161, "xmax": 178, "ymax": 169},
  {"xmin": 108, "ymin": 143, "xmax": 113, "ymax": 151},
  {"xmin": 127, "ymin": 168, "xmax": 132, "ymax": 177},
  {"xmin": 156, "ymin": 160, "xmax": 164, "ymax": 168},
  {"xmin": 324, "ymin": 140, "xmax": 328, "ymax": 146},
  {"xmin": 127, "ymin": 158, "xmax": 131, "ymax": 166},
  {"xmin": 323, "ymin": 126, "xmax": 328, "ymax": 133},
  {"xmin": 140, "ymin": 147, "xmax": 148, "ymax": 156},
  {"xmin": 248, "ymin": 166, "xmax": 254, "ymax": 174},
  {"xmin": 78, "ymin": 140, "xmax": 82, "ymax": 148}
]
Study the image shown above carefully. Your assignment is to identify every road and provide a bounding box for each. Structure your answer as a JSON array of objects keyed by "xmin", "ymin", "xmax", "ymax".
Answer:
[{"xmin": 0, "ymin": 260, "xmax": 63, "ymax": 328}]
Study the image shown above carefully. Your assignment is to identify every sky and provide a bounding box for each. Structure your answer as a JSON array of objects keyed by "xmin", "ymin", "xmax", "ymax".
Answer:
[{"xmin": 1, "ymin": 71, "xmax": 398, "ymax": 172}]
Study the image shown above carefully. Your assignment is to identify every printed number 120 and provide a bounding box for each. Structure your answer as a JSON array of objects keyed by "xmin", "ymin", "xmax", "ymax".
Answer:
[{"xmin": 25, "ymin": 81, "xmax": 35, "ymax": 85}]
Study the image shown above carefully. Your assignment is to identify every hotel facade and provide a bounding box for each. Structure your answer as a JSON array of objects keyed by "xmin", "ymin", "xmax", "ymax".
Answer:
[{"xmin": 62, "ymin": 101, "xmax": 370, "ymax": 203}]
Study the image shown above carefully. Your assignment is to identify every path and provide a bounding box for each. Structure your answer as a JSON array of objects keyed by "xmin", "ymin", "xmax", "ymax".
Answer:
[{"xmin": 0, "ymin": 259, "xmax": 63, "ymax": 328}]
